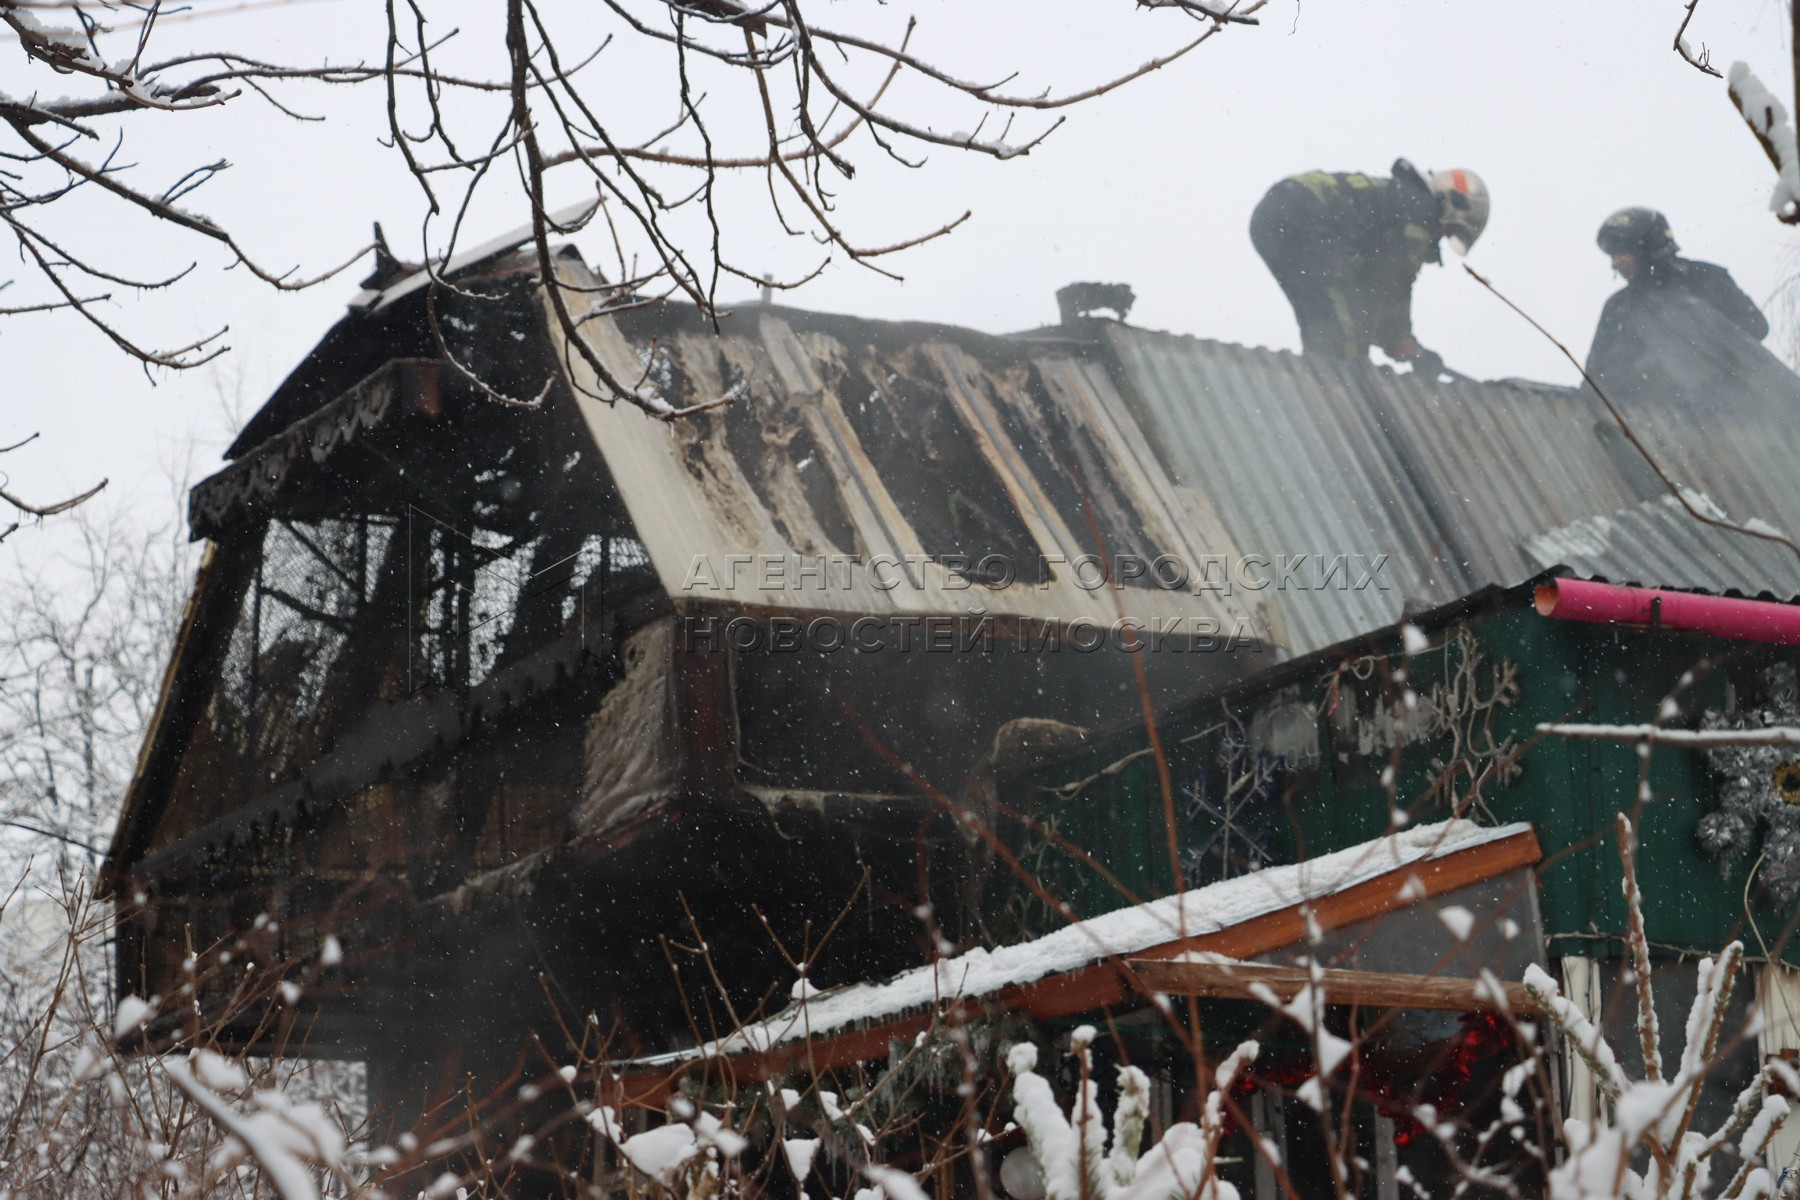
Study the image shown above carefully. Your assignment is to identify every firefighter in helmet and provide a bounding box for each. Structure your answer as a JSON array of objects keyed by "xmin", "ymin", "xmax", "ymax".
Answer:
[
  {"xmin": 1249, "ymin": 159, "xmax": 1488, "ymax": 377},
  {"xmin": 1586, "ymin": 207, "xmax": 1768, "ymax": 393}
]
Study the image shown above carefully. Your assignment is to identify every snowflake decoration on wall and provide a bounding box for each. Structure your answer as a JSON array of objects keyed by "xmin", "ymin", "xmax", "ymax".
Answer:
[
  {"xmin": 1696, "ymin": 662, "xmax": 1800, "ymax": 904},
  {"xmin": 1181, "ymin": 712, "xmax": 1285, "ymax": 888}
]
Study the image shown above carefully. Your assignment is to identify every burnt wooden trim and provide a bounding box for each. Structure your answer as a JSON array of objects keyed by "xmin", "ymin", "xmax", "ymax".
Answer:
[
  {"xmin": 104, "ymin": 542, "xmax": 254, "ymax": 881},
  {"xmin": 189, "ymin": 360, "xmax": 441, "ymax": 541}
]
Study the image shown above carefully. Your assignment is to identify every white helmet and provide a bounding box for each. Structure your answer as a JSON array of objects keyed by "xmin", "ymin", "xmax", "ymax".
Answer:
[{"xmin": 1430, "ymin": 168, "xmax": 1489, "ymax": 255}]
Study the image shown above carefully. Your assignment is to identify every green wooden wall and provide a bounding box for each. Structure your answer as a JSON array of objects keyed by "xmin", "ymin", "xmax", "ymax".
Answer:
[{"xmin": 1001, "ymin": 599, "xmax": 1800, "ymax": 965}]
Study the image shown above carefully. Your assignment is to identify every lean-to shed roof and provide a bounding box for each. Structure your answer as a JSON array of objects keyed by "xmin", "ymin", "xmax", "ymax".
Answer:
[{"xmin": 603, "ymin": 819, "xmax": 1540, "ymax": 1101}]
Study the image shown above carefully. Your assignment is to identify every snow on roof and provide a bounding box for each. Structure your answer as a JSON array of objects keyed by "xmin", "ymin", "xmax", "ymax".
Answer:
[
  {"xmin": 348, "ymin": 197, "xmax": 599, "ymax": 315},
  {"xmin": 662, "ymin": 818, "xmax": 1529, "ymax": 1064},
  {"xmin": 1525, "ymin": 493, "xmax": 1800, "ymax": 602}
]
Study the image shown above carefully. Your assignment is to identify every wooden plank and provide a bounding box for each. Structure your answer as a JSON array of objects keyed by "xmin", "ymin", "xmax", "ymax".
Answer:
[
  {"xmin": 972, "ymin": 829, "xmax": 1542, "ymax": 1026},
  {"xmin": 925, "ymin": 342, "xmax": 1086, "ymax": 565},
  {"xmin": 1130, "ymin": 826, "xmax": 1544, "ymax": 966},
  {"xmin": 761, "ymin": 316, "xmax": 934, "ymax": 595},
  {"xmin": 1126, "ymin": 959, "xmax": 1541, "ymax": 1013}
]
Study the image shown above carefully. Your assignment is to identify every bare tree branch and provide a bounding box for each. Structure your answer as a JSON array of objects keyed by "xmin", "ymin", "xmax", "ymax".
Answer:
[
  {"xmin": 1673, "ymin": 0, "xmax": 1721, "ymax": 78},
  {"xmin": 0, "ymin": 0, "xmax": 1267, "ymax": 413},
  {"xmin": 0, "ymin": 434, "xmax": 105, "ymax": 543}
]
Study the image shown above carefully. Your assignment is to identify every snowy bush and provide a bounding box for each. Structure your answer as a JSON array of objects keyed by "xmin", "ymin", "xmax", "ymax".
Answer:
[
  {"xmin": 1004, "ymin": 1025, "xmax": 1257, "ymax": 1200},
  {"xmin": 1523, "ymin": 815, "xmax": 1798, "ymax": 1200},
  {"xmin": 0, "ymin": 871, "xmax": 368, "ymax": 1200}
]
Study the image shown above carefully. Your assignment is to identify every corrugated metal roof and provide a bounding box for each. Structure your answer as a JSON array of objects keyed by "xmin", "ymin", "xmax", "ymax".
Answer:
[
  {"xmin": 1524, "ymin": 494, "xmax": 1800, "ymax": 599},
  {"xmin": 1116, "ymin": 323, "xmax": 1526, "ymax": 658},
  {"xmin": 1103, "ymin": 323, "xmax": 1800, "ymax": 655},
  {"xmin": 1610, "ymin": 398, "xmax": 1800, "ymax": 552},
  {"xmin": 1106, "ymin": 327, "xmax": 1475, "ymax": 654},
  {"xmin": 1356, "ymin": 370, "xmax": 1646, "ymax": 591}
]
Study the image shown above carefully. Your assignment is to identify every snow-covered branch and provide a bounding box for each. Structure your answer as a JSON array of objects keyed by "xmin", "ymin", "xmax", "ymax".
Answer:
[
  {"xmin": 1005, "ymin": 1027, "xmax": 1260, "ymax": 1200},
  {"xmin": 1520, "ymin": 816, "xmax": 1785, "ymax": 1200},
  {"xmin": 1673, "ymin": 0, "xmax": 1722, "ymax": 79},
  {"xmin": 1727, "ymin": 61, "xmax": 1800, "ymax": 225},
  {"xmin": 1536, "ymin": 722, "xmax": 1800, "ymax": 749}
]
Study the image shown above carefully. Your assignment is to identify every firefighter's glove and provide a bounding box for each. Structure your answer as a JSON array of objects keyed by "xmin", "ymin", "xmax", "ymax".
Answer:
[{"xmin": 1411, "ymin": 347, "xmax": 1446, "ymax": 381}]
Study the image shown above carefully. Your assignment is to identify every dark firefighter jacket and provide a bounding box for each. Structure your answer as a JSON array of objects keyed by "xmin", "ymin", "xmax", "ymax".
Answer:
[
  {"xmin": 1580, "ymin": 257, "xmax": 1797, "ymax": 529},
  {"xmin": 1250, "ymin": 158, "xmax": 1441, "ymax": 360},
  {"xmin": 1584, "ymin": 255, "xmax": 1792, "ymax": 496},
  {"xmin": 1585, "ymin": 256, "xmax": 1790, "ymax": 423},
  {"xmin": 1591, "ymin": 259, "xmax": 1771, "ymax": 386}
]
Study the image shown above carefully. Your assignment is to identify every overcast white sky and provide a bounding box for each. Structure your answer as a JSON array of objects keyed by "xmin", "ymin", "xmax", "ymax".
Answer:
[{"xmin": 5, "ymin": 0, "xmax": 1799, "ymax": 546}]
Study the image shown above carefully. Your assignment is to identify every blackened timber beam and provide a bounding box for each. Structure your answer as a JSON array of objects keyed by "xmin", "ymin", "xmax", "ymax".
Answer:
[
  {"xmin": 1125, "ymin": 959, "xmax": 1540, "ymax": 1013},
  {"xmin": 105, "ymin": 542, "xmax": 252, "ymax": 881}
]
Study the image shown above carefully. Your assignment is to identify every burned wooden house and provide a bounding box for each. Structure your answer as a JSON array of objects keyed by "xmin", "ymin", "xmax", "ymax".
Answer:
[
  {"xmin": 583, "ymin": 302, "xmax": 1800, "ymax": 1197},
  {"xmin": 104, "ymin": 236, "xmax": 1277, "ymax": 1107},
  {"xmin": 106, "ymin": 219, "xmax": 1800, "ymax": 1191}
]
